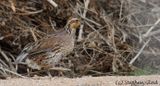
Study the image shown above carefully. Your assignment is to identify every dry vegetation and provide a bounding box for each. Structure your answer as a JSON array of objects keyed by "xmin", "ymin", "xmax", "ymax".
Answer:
[{"xmin": 0, "ymin": 0, "xmax": 159, "ymax": 79}]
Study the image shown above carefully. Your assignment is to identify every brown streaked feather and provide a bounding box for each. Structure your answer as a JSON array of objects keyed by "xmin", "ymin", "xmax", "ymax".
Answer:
[
  {"xmin": 24, "ymin": 30, "xmax": 68, "ymax": 54},
  {"xmin": 16, "ymin": 18, "xmax": 80, "ymax": 70}
]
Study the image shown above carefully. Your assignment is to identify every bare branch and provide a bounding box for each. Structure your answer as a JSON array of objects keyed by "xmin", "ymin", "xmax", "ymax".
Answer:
[
  {"xmin": 77, "ymin": 0, "xmax": 90, "ymax": 42},
  {"xmin": 47, "ymin": 0, "xmax": 58, "ymax": 8},
  {"xmin": 143, "ymin": 18, "xmax": 160, "ymax": 38},
  {"xmin": 129, "ymin": 38, "xmax": 151, "ymax": 64}
]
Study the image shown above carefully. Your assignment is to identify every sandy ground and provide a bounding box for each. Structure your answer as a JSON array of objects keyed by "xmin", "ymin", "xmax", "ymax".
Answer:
[{"xmin": 0, "ymin": 75, "xmax": 160, "ymax": 86}]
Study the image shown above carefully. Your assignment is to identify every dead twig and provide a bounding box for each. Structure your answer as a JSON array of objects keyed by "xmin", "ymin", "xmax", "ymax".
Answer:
[
  {"xmin": 29, "ymin": 28, "xmax": 38, "ymax": 42},
  {"xmin": 77, "ymin": 0, "xmax": 90, "ymax": 42},
  {"xmin": 8, "ymin": 0, "xmax": 16, "ymax": 12},
  {"xmin": 47, "ymin": 0, "xmax": 58, "ymax": 8},
  {"xmin": 78, "ymin": 14, "xmax": 101, "ymax": 26},
  {"xmin": 143, "ymin": 18, "xmax": 160, "ymax": 38},
  {"xmin": 16, "ymin": 10, "xmax": 43, "ymax": 15},
  {"xmin": 0, "ymin": 67, "xmax": 28, "ymax": 78},
  {"xmin": 129, "ymin": 38, "xmax": 151, "ymax": 64},
  {"xmin": 0, "ymin": 48, "xmax": 16, "ymax": 72},
  {"xmin": 85, "ymin": 21, "xmax": 118, "ymax": 53}
]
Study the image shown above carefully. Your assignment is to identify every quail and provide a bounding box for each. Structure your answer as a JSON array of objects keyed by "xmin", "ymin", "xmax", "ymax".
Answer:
[{"xmin": 16, "ymin": 18, "xmax": 81, "ymax": 70}]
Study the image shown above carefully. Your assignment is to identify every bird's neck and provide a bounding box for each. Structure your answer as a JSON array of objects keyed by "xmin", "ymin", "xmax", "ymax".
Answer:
[{"xmin": 65, "ymin": 27, "xmax": 76, "ymax": 36}]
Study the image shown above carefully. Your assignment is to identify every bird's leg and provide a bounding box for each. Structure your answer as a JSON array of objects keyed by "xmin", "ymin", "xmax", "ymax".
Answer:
[
  {"xmin": 27, "ymin": 68, "xmax": 31, "ymax": 76},
  {"xmin": 58, "ymin": 71, "xmax": 64, "ymax": 76},
  {"xmin": 47, "ymin": 69, "xmax": 52, "ymax": 79}
]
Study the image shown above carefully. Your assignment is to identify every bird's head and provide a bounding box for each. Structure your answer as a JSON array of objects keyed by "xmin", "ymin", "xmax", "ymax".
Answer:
[{"xmin": 67, "ymin": 18, "xmax": 81, "ymax": 30}]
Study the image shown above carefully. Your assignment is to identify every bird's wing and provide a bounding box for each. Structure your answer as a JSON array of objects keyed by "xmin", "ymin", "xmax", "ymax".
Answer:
[{"xmin": 16, "ymin": 34, "xmax": 63, "ymax": 63}]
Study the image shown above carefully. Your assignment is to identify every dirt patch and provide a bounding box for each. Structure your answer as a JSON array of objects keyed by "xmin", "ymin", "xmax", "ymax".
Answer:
[{"xmin": 1, "ymin": 75, "xmax": 160, "ymax": 86}]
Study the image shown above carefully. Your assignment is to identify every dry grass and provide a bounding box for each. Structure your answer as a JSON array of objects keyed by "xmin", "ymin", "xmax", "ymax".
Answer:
[{"xmin": 1, "ymin": 0, "xmax": 159, "ymax": 79}]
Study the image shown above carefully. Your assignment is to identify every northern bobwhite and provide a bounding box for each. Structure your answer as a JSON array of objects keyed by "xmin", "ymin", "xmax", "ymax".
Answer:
[{"xmin": 16, "ymin": 18, "xmax": 81, "ymax": 70}]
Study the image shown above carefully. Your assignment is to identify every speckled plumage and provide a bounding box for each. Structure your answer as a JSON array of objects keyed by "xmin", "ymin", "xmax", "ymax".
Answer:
[{"xmin": 16, "ymin": 18, "xmax": 80, "ymax": 70}]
